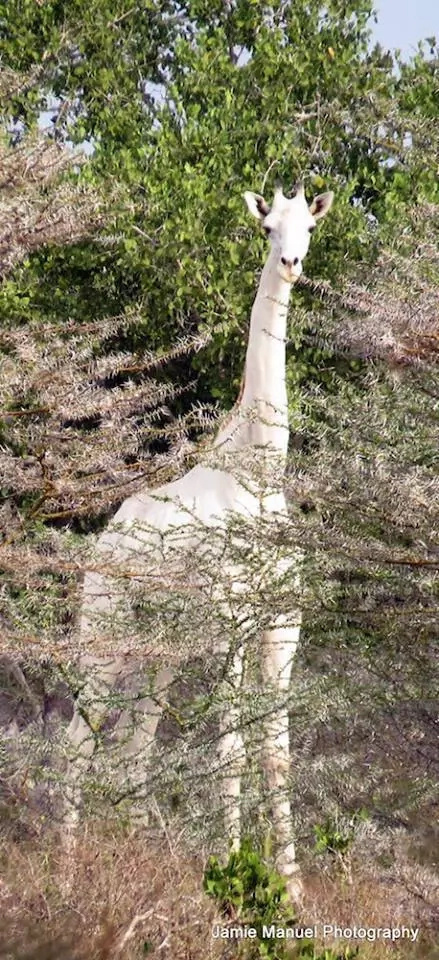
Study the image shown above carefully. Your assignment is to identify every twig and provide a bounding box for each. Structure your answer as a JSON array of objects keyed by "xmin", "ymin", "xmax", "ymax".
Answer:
[
  {"xmin": 261, "ymin": 159, "xmax": 279, "ymax": 194},
  {"xmin": 115, "ymin": 909, "xmax": 153, "ymax": 952},
  {"xmin": 151, "ymin": 795, "xmax": 178, "ymax": 859}
]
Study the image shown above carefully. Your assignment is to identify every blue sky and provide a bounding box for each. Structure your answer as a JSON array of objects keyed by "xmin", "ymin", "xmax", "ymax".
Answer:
[{"xmin": 372, "ymin": 0, "xmax": 438, "ymax": 57}]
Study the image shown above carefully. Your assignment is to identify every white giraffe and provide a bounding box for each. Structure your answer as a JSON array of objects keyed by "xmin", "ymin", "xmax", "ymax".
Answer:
[{"xmin": 64, "ymin": 181, "xmax": 333, "ymax": 897}]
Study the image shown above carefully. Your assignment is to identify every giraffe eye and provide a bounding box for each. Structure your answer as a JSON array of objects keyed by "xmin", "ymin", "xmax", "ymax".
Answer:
[
  {"xmin": 264, "ymin": 225, "xmax": 271, "ymax": 235},
  {"xmin": 308, "ymin": 225, "xmax": 316, "ymax": 233}
]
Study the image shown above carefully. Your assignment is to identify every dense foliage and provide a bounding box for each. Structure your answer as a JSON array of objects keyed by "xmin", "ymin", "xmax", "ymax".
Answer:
[{"xmin": 0, "ymin": 4, "xmax": 438, "ymax": 950}]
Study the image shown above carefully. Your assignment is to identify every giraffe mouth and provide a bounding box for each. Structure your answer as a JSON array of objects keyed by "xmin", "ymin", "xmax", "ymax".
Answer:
[{"xmin": 278, "ymin": 266, "xmax": 301, "ymax": 284}]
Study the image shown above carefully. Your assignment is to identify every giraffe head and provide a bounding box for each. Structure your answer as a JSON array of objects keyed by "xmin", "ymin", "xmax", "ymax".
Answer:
[{"xmin": 244, "ymin": 182, "xmax": 333, "ymax": 283}]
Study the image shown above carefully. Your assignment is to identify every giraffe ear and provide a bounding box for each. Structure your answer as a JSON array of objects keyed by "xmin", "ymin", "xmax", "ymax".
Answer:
[
  {"xmin": 309, "ymin": 191, "xmax": 334, "ymax": 220},
  {"xmin": 243, "ymin": 191, "xmax": 271, "ymax": 220}
]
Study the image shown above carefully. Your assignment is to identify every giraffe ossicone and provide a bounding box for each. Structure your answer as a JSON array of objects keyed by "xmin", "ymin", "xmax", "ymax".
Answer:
[{"xmin": 63, "ymin": 181, "xmax": 333, "ymax": 900}]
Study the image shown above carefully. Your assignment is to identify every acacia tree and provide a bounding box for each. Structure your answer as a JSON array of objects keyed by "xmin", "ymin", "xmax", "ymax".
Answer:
[
  {"xmin": 1, "ymin": 2, "xmax": 437, "ymax": 529},
  {"xmin": 0, "ymin": 0, "xmax": 438, "ymax": 917},
  {"xmin": 3, "ymin": 0, "xmax": 435, "ymax": 401}
]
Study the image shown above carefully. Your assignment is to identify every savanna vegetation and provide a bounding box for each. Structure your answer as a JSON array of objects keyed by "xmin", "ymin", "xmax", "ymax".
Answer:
[{"xmin": 0, "ymin": 1, "xmax": 438, "ymax": 957}]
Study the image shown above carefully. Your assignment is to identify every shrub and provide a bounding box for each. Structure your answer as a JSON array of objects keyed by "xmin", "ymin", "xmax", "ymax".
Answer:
[{"xmin": 204, "ymin": 840, "xmax": 359, "ymax": 960}]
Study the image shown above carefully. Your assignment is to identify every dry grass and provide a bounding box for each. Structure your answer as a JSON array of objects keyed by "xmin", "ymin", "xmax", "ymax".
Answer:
[
  {"xmin": 0, "ymin": 822, "xmax": 438, "ymax": 960},
  {"xmin": 303, "ymin": 864, "xmax": 439, "ymax": 960},
  {"xmin": 0, "ymin": 823, "xmax": 219, "ymax": 960}
]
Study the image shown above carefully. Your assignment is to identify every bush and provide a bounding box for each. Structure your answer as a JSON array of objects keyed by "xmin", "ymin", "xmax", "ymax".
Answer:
[{"xmin": 204, "ymin": 840, "xmax": 359, "ymax": 960}]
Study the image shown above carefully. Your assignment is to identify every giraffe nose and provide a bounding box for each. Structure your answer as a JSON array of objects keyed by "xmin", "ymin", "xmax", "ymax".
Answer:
[{"xmin": 281, "ymin": 256, "xmax": 300, "ymax": 269}]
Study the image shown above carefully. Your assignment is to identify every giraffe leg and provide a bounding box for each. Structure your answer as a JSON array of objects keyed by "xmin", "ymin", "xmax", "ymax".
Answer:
[
  {"xmin": 112, "ymin": 665, "xmax": 175, "ymax": 821},
  {"xmin": 260, "ymin": 621, "xmax": 302, "ymax": 901},
  {"xmin": 63, "ymin": 564, "xmax": 129, "ymax": 832},
  {"xmin": 217, "ymin": 645, "xmax": 245, "ymax": 851},
  {"xmin": 63, "ymin": 652, "xmax": 124, "ymax": 831}
]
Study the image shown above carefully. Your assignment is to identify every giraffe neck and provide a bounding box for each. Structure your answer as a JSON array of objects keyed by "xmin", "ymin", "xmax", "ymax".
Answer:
[{"xmin": 214, "ymin": 249, "xmax": 292, "ymax": 458}]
